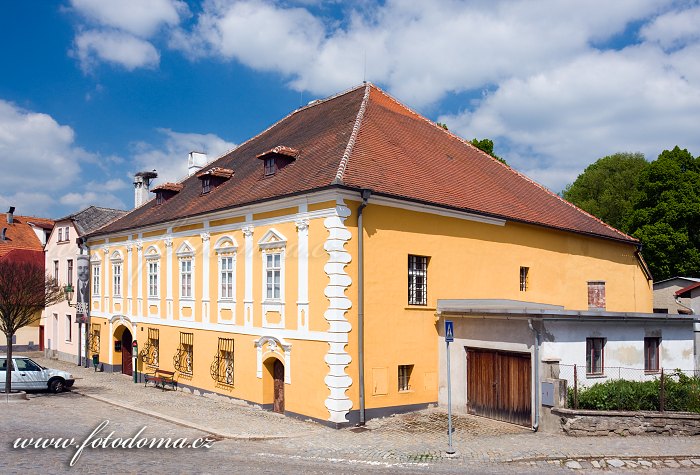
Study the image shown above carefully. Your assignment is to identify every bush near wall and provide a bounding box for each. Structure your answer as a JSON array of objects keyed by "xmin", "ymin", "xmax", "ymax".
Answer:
[{"xmin": 567, "ymin": 371, "xmax": 700, "ymax": 413}]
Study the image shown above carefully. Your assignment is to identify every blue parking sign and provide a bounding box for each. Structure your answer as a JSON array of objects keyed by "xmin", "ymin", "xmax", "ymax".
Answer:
[{"xmin": 445, "ymin": 320, "xmax": 454, "ymax": 342}]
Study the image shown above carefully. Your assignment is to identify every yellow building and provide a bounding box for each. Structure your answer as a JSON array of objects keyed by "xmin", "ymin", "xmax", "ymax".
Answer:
[{"xmin": 86, "ymin": 84, "xmax": 652, "ymax": 427}]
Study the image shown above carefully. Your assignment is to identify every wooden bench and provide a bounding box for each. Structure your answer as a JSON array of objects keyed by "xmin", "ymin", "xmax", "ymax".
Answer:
[{"xmin": 144, "ymin": 369, "xmax": 176, "ymax": 391}]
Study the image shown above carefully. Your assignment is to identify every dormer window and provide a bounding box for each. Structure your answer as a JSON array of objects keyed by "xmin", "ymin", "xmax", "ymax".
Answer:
[
  {"xmin": 264, "ymin": 158, "xmax": 275, "ymax": 176},
  {"xmin": 197, "ymin": 167, "xmax": 233, "ymax": 194},
  {"xmin": 151, "ymin": 183, "xmax": 183, "ymax": 204},
  {"xmin": 257, "ymin": 146, "xmax": 299, "ymax": 177}
]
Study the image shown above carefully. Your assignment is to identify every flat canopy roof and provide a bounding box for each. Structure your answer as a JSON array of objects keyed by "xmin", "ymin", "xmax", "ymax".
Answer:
[{"xmin": 437, "ymin": 299, "xmax": 698, "ymax": 322}]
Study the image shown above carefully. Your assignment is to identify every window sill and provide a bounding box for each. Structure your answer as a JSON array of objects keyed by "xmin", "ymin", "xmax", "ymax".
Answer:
[
  {"xmin": 398, "ymin": 389, "xmax": 414, "ymax": 394},
  {"xmin": 404, "ymin": 306, "xmax": 436, "ymax": 311},
  {"xmin": 585, "ymin": 374, "xmax": 606, "ymax": 379},
  {"xmin": 644, "ymin": 370, "xmax": 661, "ymax": 375}
]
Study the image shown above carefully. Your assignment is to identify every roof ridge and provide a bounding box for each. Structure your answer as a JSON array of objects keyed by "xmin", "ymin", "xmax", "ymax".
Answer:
[{"xmin": 334, "ymin": 83, "xmax": 371, "ymax": 184}]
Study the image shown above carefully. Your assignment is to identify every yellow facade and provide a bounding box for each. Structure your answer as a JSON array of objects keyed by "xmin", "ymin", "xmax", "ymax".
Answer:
[{"xmin": 87, "ymin": 190, "xmax": 651, "ymax": 426}]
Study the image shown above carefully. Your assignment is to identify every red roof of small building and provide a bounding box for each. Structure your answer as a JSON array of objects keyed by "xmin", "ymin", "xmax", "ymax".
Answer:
[
  {"xmin": 0, "ymin": 214, "xmax": 53, "ymax": 260},
  {"xmin": 93, "ymin": 84, "xmax": 636, "ymax": 244},
  {"xmin": 151, "ymin": 182, "xmax": 184, "ymax": 193},
  {"xmin": 676, "ymin": 281, "xmax": 700, "ymax": 297}
]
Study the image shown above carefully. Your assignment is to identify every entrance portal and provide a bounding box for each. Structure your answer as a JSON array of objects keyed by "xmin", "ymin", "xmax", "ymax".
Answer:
[{"xmin": 121, "ymin": 328, "xmax": 133, "ymax": 376}]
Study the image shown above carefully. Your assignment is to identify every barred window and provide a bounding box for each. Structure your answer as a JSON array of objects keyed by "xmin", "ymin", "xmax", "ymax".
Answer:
[
  {"xmin": 408, "ymin": 255, "xmax": 428, "ymax": 306},
  {"xmin": 90, "ymin": 325, "xmax": 100, "ymax": 355},
  {"xmin": 398, "ymin": 364, "xmax": 413, "ymax": 392},
  {"xmin": 140, "ymin": 328, "xmax": 160, "ymax": 367},
  {"xmin": 520, "ymin": 266, "xmax": 529, "ymax": 291},
  {"xmin": 210, "ymin": 338, "xmax": 234, "ymax": 386},
  {"xmin": 173, "ymin": 332, "xmax": 194, "ymax": 375},
  {"xmin": 586, "ymin": 338, "xmax": 605, "ymax": 375}
]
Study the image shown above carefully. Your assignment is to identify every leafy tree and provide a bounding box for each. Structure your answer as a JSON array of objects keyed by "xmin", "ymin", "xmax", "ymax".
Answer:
[
  {"xmin": 629, "ymin": 146, "xmax": 700, "ymax": 280},
  {"xmin": 470, "ymin": 138, "xmax": 507, "ymax": 165},
  {"xmin": 0, "ymin": 258, "xmax": 63, "ymax": 393},
  {"xmin": 562, "ymin": 152, "xmax": 648, "ymax": 232}
]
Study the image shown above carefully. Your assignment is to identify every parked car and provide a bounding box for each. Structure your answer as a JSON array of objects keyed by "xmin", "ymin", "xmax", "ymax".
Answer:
[{"xmin": 0, "ymin": 355, "xmax": 74, "ymax": 393}]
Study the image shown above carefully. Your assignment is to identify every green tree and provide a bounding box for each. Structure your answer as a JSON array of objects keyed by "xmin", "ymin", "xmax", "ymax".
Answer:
[
  {"xmin": 563, "ymin": 152, "xmax": 648, "ymax": 231},
  {"xmin": 470, "ymin": 138, "xmax": 507, "ymax": 165},
  {"xmin": 629, "ymin": 146, "xmax": 700, "ymax": 280}
]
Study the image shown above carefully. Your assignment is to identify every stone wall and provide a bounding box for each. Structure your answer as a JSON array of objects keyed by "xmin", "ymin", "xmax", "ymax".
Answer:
[{"xmin": 553, "ymin": 408, "xmax": 700, "ymax": 436}]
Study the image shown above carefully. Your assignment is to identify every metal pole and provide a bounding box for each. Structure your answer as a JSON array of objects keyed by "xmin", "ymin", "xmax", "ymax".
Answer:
[
  {"xmin": 446, "ymin": 339, "xmax": 454, "ymax": 454},
  {"xmin": 77, "ymin": 322, "xmax": 82, "ymax": 366},
  {"xmin": 133, "ymin": 342, "xmax": 138, "ymax": 384}
]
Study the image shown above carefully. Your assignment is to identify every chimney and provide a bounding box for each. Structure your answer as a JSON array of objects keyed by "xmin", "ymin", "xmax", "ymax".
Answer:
[
  {"xmin": 6, "ymin": 206, "xmax": 15, "ymax": 224},
  {"xmin": 188, "ymin": 151, "xmax": 208, "ymax": 176},
  {"xmin": 134, "ymin": 170, "xmax": 158, "ymax": 208},
  {"xmin": 1, "ymin": 228, "xmax": 6, "ymax": 240}
]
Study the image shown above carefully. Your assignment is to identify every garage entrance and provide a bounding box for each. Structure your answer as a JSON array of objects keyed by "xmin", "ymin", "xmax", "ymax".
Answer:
[{"xmin": 466, "ymin": 348, "xmax": 531, "ymax": 426}]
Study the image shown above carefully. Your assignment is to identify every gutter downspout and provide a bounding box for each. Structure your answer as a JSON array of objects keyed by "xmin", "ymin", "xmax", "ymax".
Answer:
[
  {"xmin": 357, "ymin": 189, "xmax": 371, "ymax": 425},
  {"xmin": 674, "ymin": 295, "xmax": 695, "ymax": 315},
  {"xmin": 527, "ymin": 319, "xmax": 540, "ymax": 432}
]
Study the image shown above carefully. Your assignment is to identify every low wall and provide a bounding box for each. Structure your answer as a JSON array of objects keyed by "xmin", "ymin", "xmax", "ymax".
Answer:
[{"xmin": 553, "ymin": 408, "xmax": 700, "ymax": 436}]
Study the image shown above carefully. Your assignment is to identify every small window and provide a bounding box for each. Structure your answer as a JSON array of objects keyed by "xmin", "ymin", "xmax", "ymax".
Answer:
[
  {"xmin": 67, "ymin": 259, "xmax": 73, "ymax": 286},
  {"xmin": 156, "ymin": 192, "xmax": 164, "ymax": 205},
  {"xmin": 398, "ymin": 364, "xmax": 413, "ymax": 392},
  {"xmin": 174, "ymin": 332, "xmax": 194, "ymax": 375},
  {"xmin": 586, "ymin": 338, "xmax": 605, "ymax": 375},
  {"xmin": 53, "ymin": 260, "xmax": 59, "ymax": 281},
  {"xmin": 212, "ymin": 338, "xmax": 235, "ymax": 385},
  {"xmin": 65, "ymin": 226, "xmax": 70, "ymax": 241},
  {"xmin": 644, "ymin": 337, "xmax": 660, "ymax": 372},
  {"xmin": 520, "ymin": 266, "xmax": 529, "ymax": 291},
  {"xmin": 264, "ymin": 157, "xmax": 275, "ymax": 176},
  {"xmin": 408, "ymin": 255, "xmax": 428, "ymax": 305},
  {"xmin": 58, "ymin": 228, "xmax": 63, "ymax": 242},
  {"xmin": 65, "ymin": 315, "xmax": 72, "ymax": 342},
  {"xmin": 587, "ymin": 281, "xmax": 606, "ymax": 309},
  {"xmin": 202, "ymin": 176, "xmax": 211, "ymax": 194},
  {"xmin": 653, "ymin": 308, "xmax": 668, "ymax": 314}
]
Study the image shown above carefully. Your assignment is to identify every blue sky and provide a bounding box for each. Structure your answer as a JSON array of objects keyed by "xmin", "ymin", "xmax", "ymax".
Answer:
[{"xmin": 1, "ymin": 0, "xmax": 699, "ymax": 218}]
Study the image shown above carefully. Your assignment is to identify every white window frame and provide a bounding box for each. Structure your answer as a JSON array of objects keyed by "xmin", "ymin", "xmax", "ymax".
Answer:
[
  {"xmin": 65, "ymin": 315, "xmax": 72, "ymax": 342},
  {"xmin": 179, "ymin": 258, "xmax": 193, "ymax": 299},
  {"xmin": 110, "ymin": 251, "xmax": 123, "ymax": 299},
  {"xmin": 147, "ymin": 260, "xmax": 159, "ymax": 299},
  {"xmin": 58, "ymin": 228, "xmax": 63, "ymax": 242},
  {"xmin": 92, "ymin": 264, "xmax": 100, "ymax": 297},
  {"xmin": 144, "ymin": 245, "xmax": 161, "ymax": 317},
  {"xmin": 258, "ymin": 229, "xmax": 286, "ymax": 329},
  {"xmin": 214, "ymin": 236, "xmax": 238, "ymax": 324},
  {"xmin": 176, "ymin": 242, "xmax": 195, "ymax": 320}
]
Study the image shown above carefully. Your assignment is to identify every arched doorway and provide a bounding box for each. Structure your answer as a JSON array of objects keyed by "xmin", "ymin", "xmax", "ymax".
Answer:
[
  {"xmin": 263, "ymin": 358, "xmax": 285, "ymax": 413},
  {"xmin": 121, "ymin": 328, "xmax": 133, "ymax": 376}
]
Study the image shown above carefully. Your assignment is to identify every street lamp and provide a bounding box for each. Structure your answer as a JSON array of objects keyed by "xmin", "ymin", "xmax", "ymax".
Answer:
[{"xmin": 63, "ymin": 284, "xmax": 89, "ymax": 368}]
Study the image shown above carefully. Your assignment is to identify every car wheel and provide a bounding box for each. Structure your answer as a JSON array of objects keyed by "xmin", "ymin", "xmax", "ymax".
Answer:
[{"xmin": 49, "ymin": 378, "xmax": 66, "ymax": 393}]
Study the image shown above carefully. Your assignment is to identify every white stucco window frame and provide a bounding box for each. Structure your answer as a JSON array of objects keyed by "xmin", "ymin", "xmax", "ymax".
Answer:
[
  {"xmin": 145, "ymin": 245, "xmax": 161, "ymax": 317},
  {"xmin": 214, "ymin": 236, "xmax": 238, "ymax": 324},
  {"xmin": 176, "ymin": 241, "xmax": 196, "ymax": 321},
  {"xmin": 110, "ymin": 251, "xmax": 123, "ymax": 305},
  {"xmin": 90, "ymin": 252, "xmax": 101, "ymax": 298},
  {"xmin": 258, "ymin": 229, "xmax": 287, "ymax": 329}
]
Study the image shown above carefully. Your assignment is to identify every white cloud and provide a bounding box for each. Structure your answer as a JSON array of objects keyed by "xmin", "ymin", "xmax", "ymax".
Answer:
[
  {"xmin": 439, "ymin": 44, "xmax": 700, "ymax": 191},
  {"xmin": 59, "ymin": 189, "xmax": 127, "ymax": 211},
  {"xmin": 74, "ymin": 30, "xmax": 160, "ymax": 71},
  {"xmin": 130, "ymin": 129, "xmax": 236, "ymax": 185},
  {"xmin": 70, "ymin": 0, "xmax": 188, "ymax": 37},
  {"xmin": 640, "ymin": 4, "xmax": 700, "ymax": 49},
  {"xmin": 0, "ymin": 192, "xmax": 58, "ymax": 219}
]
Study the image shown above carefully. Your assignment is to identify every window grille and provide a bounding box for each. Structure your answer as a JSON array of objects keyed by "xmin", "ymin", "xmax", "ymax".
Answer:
[
  {"xmin": 408, "ymin": 255, "xmax": 428, "ymax": 305},
  {"xmin": 398, "ymin": 364, "xmax": 413, "ymax": 391},
  {"xmin": 140, "ymin": 328, "xmax": 159, "ymax": 367},
  {"xmin": 210, "ymin": 338, "xmax": 234, "ymax": 386},
  {"xmin": 586, "ymin": 338, "xmax": 605, "ymax": 375},
  {"xmin": 89, "ymin": 325, "xmax": 100, "ymax": 355},
  {"xmin": 173, "ymin": 332, "xmax": 194, "ymax": 375},
  {"xmin": 520, "ymin": 266, "xmax": 529, "ymax": 291}
]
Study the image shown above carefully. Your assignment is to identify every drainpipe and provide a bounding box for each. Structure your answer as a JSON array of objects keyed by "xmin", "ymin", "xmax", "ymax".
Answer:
[
  {"xmin": 357, "ymin": 189, "xmax": 371, "ymax": 425},
  {"xmin": 527, "ymin": 319, "xmax": 540, "ymax": 432}
]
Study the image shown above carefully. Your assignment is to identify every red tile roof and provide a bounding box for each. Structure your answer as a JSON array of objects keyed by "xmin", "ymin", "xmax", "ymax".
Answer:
[
  {"xmin": 676, "ymin": 281, "xmax": 700, "ymax": 297},
  {"xmin": 197, "ymin": 167, "xmax": 234, "ymax": 179},
  {"xmin": 151, "ymin": 182, "xmax": 184, "ymax": 193},
  {"xmin": 94, "ymin": 84, "xmax": 635, "ymax": 244},
  {"xmin": 0, "ymin": 214, "xmax": 53, "ymax": 259}
]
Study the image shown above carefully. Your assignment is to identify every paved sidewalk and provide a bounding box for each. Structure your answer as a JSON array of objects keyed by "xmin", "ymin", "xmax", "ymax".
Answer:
[{"xmin": 22, "ymin": 353, "xmax": 700, "ymax": 471}]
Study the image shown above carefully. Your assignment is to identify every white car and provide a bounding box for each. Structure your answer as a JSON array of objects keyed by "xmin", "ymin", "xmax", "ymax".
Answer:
[{"xmin": 0, "ymin": 355, "xmax": 75, "ymax": 393}]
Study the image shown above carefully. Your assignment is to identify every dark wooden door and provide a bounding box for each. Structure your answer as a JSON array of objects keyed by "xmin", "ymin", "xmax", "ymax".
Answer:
[
  {"xmin": 121, "ymin": 329, "xmax": 133, "ymax": 376},
  {"xmin": 273, "ymin": 359, "xmax": 284, "ymax": 413},
  {"xmin": 39, "ymin": 326, "xmax": 44, "ymax": 351},
  {"xmin": 466, "ymin": 348, "xmax": 531, "ymax": 426}
]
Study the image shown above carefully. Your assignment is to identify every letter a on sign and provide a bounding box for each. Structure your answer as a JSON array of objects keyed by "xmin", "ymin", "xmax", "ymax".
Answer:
[{"xmin": 445, "ymin": 320, "xmax": 454, "ymax": 342}]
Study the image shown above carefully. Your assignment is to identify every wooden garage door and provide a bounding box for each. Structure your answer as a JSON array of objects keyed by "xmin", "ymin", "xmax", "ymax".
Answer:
[{"xmin": 466, "ymin": 348, "xmax": 531, "ymax": 426}]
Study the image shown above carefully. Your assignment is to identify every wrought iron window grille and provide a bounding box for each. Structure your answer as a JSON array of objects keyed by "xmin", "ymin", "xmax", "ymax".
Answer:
[
  {"xmin": 173, "ymin": 332, "xmax": 194, "ymax": 375},
  {"xmin": 210, "ymin": 338, "xmax": 234, "ymax": 386},
  {"xmin": 140, "ymin": 328, "xmax": 160, "ymax": 367}
]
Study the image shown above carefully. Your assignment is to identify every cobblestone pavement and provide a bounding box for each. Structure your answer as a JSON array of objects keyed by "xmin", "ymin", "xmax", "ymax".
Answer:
[{"xmin": 3, "ymin": 353, "xmax": 699, "ymax": 474}]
